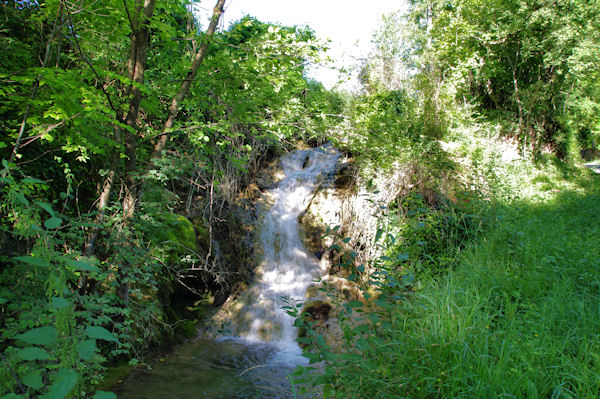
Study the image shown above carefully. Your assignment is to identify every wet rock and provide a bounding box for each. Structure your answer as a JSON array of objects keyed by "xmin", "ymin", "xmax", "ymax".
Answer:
[
  {"xmin": 303, "ymin": 300, "xmax": 332, "ymax": 322},
  {"xmin": 334, "ymin": 160, "xmax": 357, "ymax": 191},
  {"xmin": 302, "ymin": 155, "xmax": 310, "ymax": 168},
  {"xmin": 212, "ymin": 288, "xmax": 230, "ymax": 307}
]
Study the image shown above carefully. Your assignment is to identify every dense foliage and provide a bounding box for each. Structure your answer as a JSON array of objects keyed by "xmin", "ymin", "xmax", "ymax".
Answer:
[
  {"xmin": 0, "ymin": 0, "xmax": 342, "ymax": 397},
  {"xmin": 359, "ymin": 0, "xmax": 600, "ymax": 159}
]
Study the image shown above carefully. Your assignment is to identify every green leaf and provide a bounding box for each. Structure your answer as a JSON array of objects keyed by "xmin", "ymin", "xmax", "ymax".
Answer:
[
  {"xmin": 16, "ymin": 326, "xmax": 57, "ymax": 345},
  {"xmin": 315, "ymin": 334, "xmax": 326, "ymax": 347},
  {"xmin": 65, "ymin": 258, "xmax": 99, "ymax": 272},
  {"xmin": 304, "ymin": 351, "xmax": 321, "ymax": 364},
  {"xmin": 86, "ymin": 326, "xmax": 119, "ymax": 343},
  {"xmin": 77, "ymin": 339, "xmax": 97, "ymax": 361},
  {"xmin": 0, "ymin": 297, "xmax": 7, "ymax": 304},
  {"xmin": 346, "ymin": 300, "xmax": 363, "ymax": 308},
  {"xmin": 17, "ymin": 347, "xmax": 51, "ymax": 361},
  {"xmin": 44, "ymin": 217, "xmax": 62, "ymax": 229},
  {"xmin": 1, "ymin": 394, "xmax": 25, "ymax": 399},
  {"xmin": 402, "ymin": 273, "xmax": 415, "ymax": 286},
  {"xmin": 375, "ymin": 228, "xmax": 383, "ymax": 243},
  {"xmin": 353, "ymin": 324, "xmax": 370, "ymax": 334},
  {"xmin": 43, "ymin": 369, "xmax": 78, "ymax": 399},
  {"xmin": 14, "ymin": 256, "xmax": 50, "ymax": 268},
  {"xmin": 51, "ymin": 297, "xmax": 70, "ymax": 309},
  {"xmin": 22, "ymin": 372, "xmax": 43, "ymax": 389},
  {"xmin": 21, "ymin": 178, "xmax": 46, "ymax": 185},
  {"xmin": 374, "ymin": 298, "xmax": 393, "ymax": 310},
  {"xmin": 36, "ymin": 202, "xmax": 55, "ymax": 217},
  {"xmin": 15, "ymin": 192, "xmax": 29, "ymax": 207},
  {"xmin": 93, "ymin": 392, "xmax": 117, "ymax": 399},
  {"xmin": 396, "ymin": 253, "xmax": 409, "ymax": 261},
  {"xmin": 337, "ymin": 352, "xmax": 362, "ymax": 362}
]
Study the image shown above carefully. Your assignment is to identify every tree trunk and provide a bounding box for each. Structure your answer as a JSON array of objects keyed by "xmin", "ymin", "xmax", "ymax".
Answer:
[
  {"xmin": 84, "ymin": 0, "xmax": 155, "ymax": 260},
  {"xmin": 122, "ymin": 0, "xmax": 157, "ymax": 221},
  {"xmin": 150, "ymin": 0, "xmax": 226, "ymax": 161}
]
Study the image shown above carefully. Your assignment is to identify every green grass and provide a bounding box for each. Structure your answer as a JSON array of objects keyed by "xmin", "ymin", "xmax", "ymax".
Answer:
[{"xmin": 328, "ymin": 181, "xmax": 600, "ymax": 398}]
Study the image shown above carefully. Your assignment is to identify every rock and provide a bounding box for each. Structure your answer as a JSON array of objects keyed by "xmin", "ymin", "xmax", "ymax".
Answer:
[
  {"xmin": 190, "ymin": 216, "xmax": 210, "ymax": 251},
  {"xmin": 581, "ymin": 148, "xmax": 600, "ymax": 161},
  {"xmin": 161, "ymin": 213, "xmax": 199, "ymax": 256},
  {"xmin": 334, "ymin": 160, "xmax": 357, "ymax": 191},
  {"xmin": 212, "ymin": 288, "xmax": 230, "ymax": 307},
  {"xmin": 303, "ymin": 300, "xmax": 332, "ymax": 322}
]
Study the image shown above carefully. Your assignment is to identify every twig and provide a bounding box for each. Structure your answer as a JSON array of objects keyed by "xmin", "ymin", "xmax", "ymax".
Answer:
[
  {"xmin": 0, "ymin": 351, "xmax": 26, "ymax": 394},
  {"xmin": 238, "ymin": 364, "xmax": 267, "ymax": 377},
  {"xmin": 65, "ymin": 7, "xmax": 118, "ymax": 113}
]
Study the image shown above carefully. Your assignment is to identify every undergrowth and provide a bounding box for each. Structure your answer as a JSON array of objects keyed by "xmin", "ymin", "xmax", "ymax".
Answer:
[{"xmin": 292, "ymin": 127, "xmax": 600, "ymax": 397}]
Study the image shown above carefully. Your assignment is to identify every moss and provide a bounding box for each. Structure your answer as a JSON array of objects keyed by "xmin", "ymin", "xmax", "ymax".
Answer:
[
  {"xmin": 142, "ymin": 183, "xmax": 179, "ymax": 204},
  {"xmin": 174, "ymin": 320, "xmax": 198, "ymax": 341},
  {"xmin": 162, "ymin": 213, "xmax": 197, "ymax": 253},
  {"xmin": 190, "ymin": 217, "xmax": 210, "ymax": 251},
  {"xmin": 98, "ymin": 362, "xmax": 133, "ymax": 391}
]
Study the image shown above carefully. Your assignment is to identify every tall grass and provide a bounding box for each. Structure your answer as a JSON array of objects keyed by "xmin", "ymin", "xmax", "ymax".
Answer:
[{"xmin": 328, "ymin": 187, "xmax": 600, "ymax": 398}]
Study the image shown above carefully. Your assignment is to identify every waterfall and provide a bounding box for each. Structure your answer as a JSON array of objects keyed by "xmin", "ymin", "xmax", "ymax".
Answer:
[
  {"xmin": 114, "ymin": 146, "xmax": 341, "ymax": 399},
  {"xmin": 228, "ymin": 145, "xmax": 340, "ymax": 363}
]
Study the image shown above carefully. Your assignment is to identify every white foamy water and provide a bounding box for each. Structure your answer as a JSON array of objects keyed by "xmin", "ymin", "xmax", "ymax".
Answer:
[{"xmin": 230, "ymin": 145, "xmax": 340, "ymax": 364}]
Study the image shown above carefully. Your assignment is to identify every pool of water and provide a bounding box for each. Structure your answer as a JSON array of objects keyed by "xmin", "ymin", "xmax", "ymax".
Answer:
[{"xmin": 113, "ymin": 338, "xmax": 304, "ymax": 399}]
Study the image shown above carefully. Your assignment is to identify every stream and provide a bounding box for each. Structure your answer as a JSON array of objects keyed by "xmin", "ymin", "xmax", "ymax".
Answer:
[{"xmin": 114, "ymin": 146, "xmax": 340, "ymax": 398}]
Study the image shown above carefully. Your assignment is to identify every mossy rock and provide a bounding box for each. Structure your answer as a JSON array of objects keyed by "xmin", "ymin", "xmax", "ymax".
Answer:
[
  {"xmin": 190, "ymin": 216, "xmax": 210, "ymax": 251},
  {"xmin": 99, "ymin": 362, "xmax": 133, "ymax": 390},
  {"xmin": 174, "ymin": 320, "xmax": 198, "ymax": 341},
  {"xmin": 142, "ymin": 183, "xmax": 179, "ymax": 204},
  {"xmin": 161, "ymin": 213, "xmax": 198, "ymax": 254},
  {"xmin": 302, "ymin": 300, "xmax": 332, "ymax": 321}
]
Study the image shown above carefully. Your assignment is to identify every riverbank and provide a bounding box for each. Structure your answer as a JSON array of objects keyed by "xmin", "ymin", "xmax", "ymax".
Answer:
[{"xmin": 298, "ymin": 144, "xmax": 600, "ymax": 397}]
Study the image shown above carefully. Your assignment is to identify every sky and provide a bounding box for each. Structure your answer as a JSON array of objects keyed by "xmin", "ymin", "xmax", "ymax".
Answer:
[{"xmin": 196, "ymin": 0, "xmax": 408, "ymax": 89}]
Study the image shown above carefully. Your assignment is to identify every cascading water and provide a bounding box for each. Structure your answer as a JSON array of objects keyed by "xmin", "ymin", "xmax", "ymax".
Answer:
[
  {"xmin": 114, "ymin": 146, "xmax": 340, "ymax": 398},
  {"xmin": 232, "ymin": 145, "xmax": 340, "ymax": 358}
]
